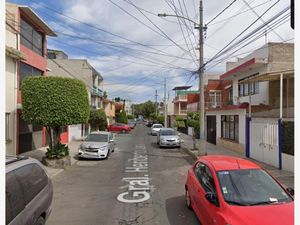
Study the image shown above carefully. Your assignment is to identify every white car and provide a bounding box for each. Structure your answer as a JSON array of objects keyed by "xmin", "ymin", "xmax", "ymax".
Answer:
[
  {"xmin": 151, "ymin": 124, "xmax": 163, "ymax": 135},
  {"xmin": 157, "ymin": 128, "xmax": 181, "ymax": 148},
  {"xmin": 78, "ymin": 131, "xmax": 115, "ymax": 159}
]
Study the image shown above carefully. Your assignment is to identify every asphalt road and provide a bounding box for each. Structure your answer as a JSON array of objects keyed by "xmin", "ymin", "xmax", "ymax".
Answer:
[{"xmin": 47, "ymin": 123, "xmax": 200, "ymax": 225}]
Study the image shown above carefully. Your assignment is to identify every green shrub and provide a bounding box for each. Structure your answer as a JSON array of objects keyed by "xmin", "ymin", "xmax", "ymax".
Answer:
[
  {"xmin": 117, "ymin": 110, "xmax": 128, "ymax": 124},
  {"xmin": 157, "ymin": 115, "xmax": 164, "ymax": 125},
  {"xmin": 187, "ymin": 119, "xmax": 200, "ymax": 138},
  {"xmin": 175, "ymin": 115, "xmax": 185, "ymax": 121},
  {"xmin": 127, "ymin": 115, "xmax": 134, "ymax": 120},
  {"xmin": 21, "ymin": 76, "xmax": 89, "ymax": 154},
  {"xmin": 89, "ymin": 109, "xmax": 107, "ymax": 131},
  {"xmin": 45, "ymin": 143, "xmax": 69, "ymax": 159}
]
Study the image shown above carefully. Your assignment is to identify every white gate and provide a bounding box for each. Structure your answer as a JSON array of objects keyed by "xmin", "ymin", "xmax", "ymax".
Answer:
[{"xmin": 250, "ymin": 118, "xmax": 279, "ymax": 168}]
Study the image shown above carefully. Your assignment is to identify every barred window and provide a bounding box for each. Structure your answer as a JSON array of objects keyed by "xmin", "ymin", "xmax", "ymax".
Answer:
[{"xmin": 221, "ymin": 115, "xmax": 239, "ymax": 142}]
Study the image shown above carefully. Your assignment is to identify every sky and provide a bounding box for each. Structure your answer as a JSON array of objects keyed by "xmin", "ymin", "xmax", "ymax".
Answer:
[{"xmin": 8, "ymin": 0, "xmax": 294, "ymax": 103}]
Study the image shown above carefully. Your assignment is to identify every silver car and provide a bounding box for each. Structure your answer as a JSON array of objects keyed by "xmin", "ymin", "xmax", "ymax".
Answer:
[
  {"xmin": 151, "ymin": 123, "xmax": 163, "ymax": 135},
  {"xmin": 78, "ymin": 131, "xmax": 115, "ymax": 159},
  {"xmin": 6, "ymin": 155, "xmax": 53, "ymax": 225},
  {"xmin": 157, "ymin": 128, "xmax": 181, "ymax": 148}
]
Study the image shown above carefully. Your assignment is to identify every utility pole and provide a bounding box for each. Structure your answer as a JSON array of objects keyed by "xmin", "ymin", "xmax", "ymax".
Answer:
[
  {"xmin": 155, "ymin": 89, "xmax": 158, "ymax": 116},
  {"xmin": 164, "ymin": 77, "xmax": 167, "ymax": 127},
  {"xmin": 198, "ymin": 0, "xmax": 205, "ymax": 142}
]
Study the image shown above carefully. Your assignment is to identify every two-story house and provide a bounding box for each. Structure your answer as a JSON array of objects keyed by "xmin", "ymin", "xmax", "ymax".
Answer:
[
  {"xmin": 205, "ymin": 42, "xmax": 294, "ymax": 171},
  {"xmin": 5, "ymin": 3, "xmax": 57, "ymax": 155},
  {"xmin": 46, "ymin": 49, "xmax": 104, "ymax": 141}
]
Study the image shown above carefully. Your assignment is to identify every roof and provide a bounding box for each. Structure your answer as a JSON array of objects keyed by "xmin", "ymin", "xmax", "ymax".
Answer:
[
  {"xmin": 19, "ymin": 5, "xmax": 57, "ymax": 36},
  {"xmin": 200, "ymin": 155, "xmax": 261, "ymax": 171},
  {"xmin": 172, "ymin": 86, "xmax": 192, "ymax": 91},
  {"xmin": 220, "ymin": 58, "xmax": 267, "ymax": 80},
  {"xmin": 206, "ymin": 103, "xmax": 248, "ymax": 112}
]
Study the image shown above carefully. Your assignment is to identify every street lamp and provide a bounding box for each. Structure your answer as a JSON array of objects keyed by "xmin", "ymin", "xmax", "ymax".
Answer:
[{"xmin": 158, "ymin": 0, "xmax": 206, "ymax": 150}]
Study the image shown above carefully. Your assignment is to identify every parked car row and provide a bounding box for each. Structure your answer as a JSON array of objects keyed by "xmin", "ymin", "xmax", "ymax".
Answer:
[{"xmin": 78, "ymin": 131, "xmax": 115, "ymax": 159}]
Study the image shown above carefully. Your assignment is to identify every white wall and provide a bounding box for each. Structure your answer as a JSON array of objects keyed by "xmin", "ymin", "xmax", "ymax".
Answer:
[
  {"xmin": 68, "ymin": 124, "xmax": 82, "ymax": 141},
  {"xmin": 5, "ymin": 56, "xmax": 18, "ymax": 154},
  {"xmin": 239, "ymin": 81, "xmax": 269, "ymax": 105},
  {"xmin": 282, "ymin": 153, "xmax": 294, "ymax": 172},
  {"xmin": 206, "ymin": 109, "xmax": 246, "ymax": 144}
]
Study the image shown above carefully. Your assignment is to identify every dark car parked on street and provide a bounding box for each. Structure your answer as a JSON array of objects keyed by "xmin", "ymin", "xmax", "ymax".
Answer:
[{"xmin": 6, "ymin": 155, "xmax": 53, "ymax": 225}]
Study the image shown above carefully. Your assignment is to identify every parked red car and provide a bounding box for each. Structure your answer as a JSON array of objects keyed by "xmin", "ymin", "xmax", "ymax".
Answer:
[
  {"xmin": 185, "ymin": 155, "xmax": 294, "ymax": 225},
  {"xmin": 107, "ymin": 123, "xmax": 131, "ymax": 133}
]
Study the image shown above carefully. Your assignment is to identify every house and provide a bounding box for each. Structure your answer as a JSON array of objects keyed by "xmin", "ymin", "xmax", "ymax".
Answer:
[
  {"xmin": 46, "ymin": 49, "xmax": 104, "ymax": 141},
  {"xmin": 103, "ymin": 98, "xmax": 116, "ymax": 125},
  {"xmin": 205, "ymin": 42, "xmax": 294, "ymax": 171},
  {"xmin": 5, "ymin": 3, "xmax": 57, "ymax": 155}
]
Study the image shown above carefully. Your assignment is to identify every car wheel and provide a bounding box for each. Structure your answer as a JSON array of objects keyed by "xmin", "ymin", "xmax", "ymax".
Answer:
[
  {"xmin": 35, "ymin": 216, "xmax": 45, "ymax": 225},
  {"xmin": 121, "ymin": 129, "xmax": 126, "ymax": 133},
  {"xmin": 185, "ymin": 188, "xmax": 192, "ymax": 210},
  {"xmin": 105, "ymin": 150, "xmax": 110, "ymax": 159}
]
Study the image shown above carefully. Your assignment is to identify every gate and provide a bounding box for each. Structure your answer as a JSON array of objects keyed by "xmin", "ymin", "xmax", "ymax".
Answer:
[{"xmin": 249, "ymin": 118, "xmax": 279, "ymax": 168}]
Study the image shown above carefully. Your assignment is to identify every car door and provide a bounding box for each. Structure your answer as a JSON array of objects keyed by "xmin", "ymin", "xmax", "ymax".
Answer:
[
  {"xmin": 110, "ymin": 124, "xmax": 118, "ymax": 132},
  {"xmin": 6, "ymin": 171, "xmax": 25, "ymax": 225},
  {"xmin": 194, "ymin": 163, "xmax": 219, "ymax": 225},
  {"xmin": 109, "ymin": 133, "xmax": 114, "ymax": 151}
]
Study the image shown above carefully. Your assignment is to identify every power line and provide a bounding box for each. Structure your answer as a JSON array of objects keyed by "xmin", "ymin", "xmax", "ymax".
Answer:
[
  {"xmin": 241, "ymin": 0, "xmax": 285, "ymax": 41},
  {"xmin": 209, "ymin": 0, "xmax": 276, "ymax": 26},
  {"xmin": 205, "ymin": 0, "xmax": 282, "ymax": 66},
  {"xmin": 206, "ymin": 0, "xmax": 238, "ymax": 26},
  {"xmin": 25, "ymin": 0, "xmax": 196, "ymax": 61}
]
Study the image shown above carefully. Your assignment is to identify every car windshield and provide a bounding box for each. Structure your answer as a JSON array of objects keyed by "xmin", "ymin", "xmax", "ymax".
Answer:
[
  {"xmin": 85, "ymin": 134, "xmax": 108, "ymax": 142},
  {"xmin": 153, "ymin": 125, "xmax": 163, "ymax": 128},
  {"xmin": 217, "ymin": 169, "xmax": 292, "ymax": 206},
  {"xmin": 160, "ymin": 130, "xmax": 176, "ymax": 136}
]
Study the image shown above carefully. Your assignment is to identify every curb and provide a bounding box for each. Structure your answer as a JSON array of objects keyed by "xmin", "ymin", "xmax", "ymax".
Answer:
[{"xmin": 181, "ymin": 146, "xmax": 198, "ymax": 160}]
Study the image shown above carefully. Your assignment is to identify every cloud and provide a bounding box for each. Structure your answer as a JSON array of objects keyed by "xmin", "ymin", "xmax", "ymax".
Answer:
[{"xmin": 23, "ymin": 0, "xmax": 293, "ymax": 103}]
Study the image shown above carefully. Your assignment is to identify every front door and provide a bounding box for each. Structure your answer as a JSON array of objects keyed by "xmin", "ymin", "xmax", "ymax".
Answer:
[{"xmin": 207, "ymin": 116, "xmax": 216, "ymax": 145}]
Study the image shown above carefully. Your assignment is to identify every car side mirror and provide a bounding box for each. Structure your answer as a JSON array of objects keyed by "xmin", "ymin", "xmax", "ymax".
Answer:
[
  {"xmin": 286, "ymin": 187, "xmax": 294, "ymax": 197},
  {"xmin": 205, "ymin": 192, "xmax": 219, "ymax": 206}
]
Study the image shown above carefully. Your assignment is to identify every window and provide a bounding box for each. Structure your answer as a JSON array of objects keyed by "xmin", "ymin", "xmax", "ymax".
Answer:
[
  {"xmin": 221, "ymin": 115, "xmax": 239, "ymax": 142},
  {"xmin": 14, "ymin": 164, "xmax": 48, "ymax": 204},
  {"xmin": 5, "ymin": 113, "xmax": 10, "ymax": 141},
  {"xmin": 6, "ymin": 172, "xmax": 26, "ymax": 224},
  {"xmin": 239, "ymin": 82, "xmax": 259, "ymax": 96},
  {"xmin": 209, "ymin": 91, "xmax": 221, "ymax": 108},
  {"xmin": 20, "ymin": 17, "xmax": 44, "ymax": 55},
  {"xmin": 194, "ymin": 162, "xmax": 216, "ymax": 193},
  {"xmin": 19, "ymin": 62, "xmax": 43, "ymax": 89}
]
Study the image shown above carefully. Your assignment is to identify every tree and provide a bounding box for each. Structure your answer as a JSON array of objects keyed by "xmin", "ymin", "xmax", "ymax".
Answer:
[
  {"xmin": 117, "ymin": 110, "xmax": 128, "ymax": 124},
  {"xmin": 89, "ymin": 108, "xmax": 107, "ymax": 131},
  {"xmin": 21, "ymin": 76, "xmax": 89, "ymax": 158}
]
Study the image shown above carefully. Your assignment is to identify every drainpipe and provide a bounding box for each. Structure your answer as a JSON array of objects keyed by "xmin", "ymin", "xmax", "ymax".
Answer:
[{"xmin": 278, "ymin": 73, "xmax": 283, "ymax": 170}]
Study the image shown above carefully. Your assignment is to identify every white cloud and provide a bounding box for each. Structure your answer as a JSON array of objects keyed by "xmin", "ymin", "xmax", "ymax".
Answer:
[{"xmin": 42, "ymin": 0, "xmax": 294, "ymax": 103}]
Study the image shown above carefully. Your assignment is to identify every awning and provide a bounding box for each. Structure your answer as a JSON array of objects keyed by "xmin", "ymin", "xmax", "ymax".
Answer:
[
  {"xmin": 6, "ymin": 46, "xmax": 26, "ymax": 60},
  {"xmin": 239, "ymin": 69, "xmax": 294, "ymax": 83}
]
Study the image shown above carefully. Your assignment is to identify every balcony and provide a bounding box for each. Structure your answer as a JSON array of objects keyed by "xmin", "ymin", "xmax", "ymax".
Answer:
[
  {"xmin": 91, "ymin": 85, "xmax": 103, "ymax": 97},
  {"xmin": 173, "ymin": 95, "xmax": 187, "ymax": 103},
  {"xmin": 174, "ymin": 109, "xmax": 187, "ymax": 115}
]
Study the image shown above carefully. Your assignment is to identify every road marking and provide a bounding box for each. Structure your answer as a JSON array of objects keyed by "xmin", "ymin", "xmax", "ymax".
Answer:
[{"xmin": 117, "ymin": 144, "xmax": 152, "ymax": 203}]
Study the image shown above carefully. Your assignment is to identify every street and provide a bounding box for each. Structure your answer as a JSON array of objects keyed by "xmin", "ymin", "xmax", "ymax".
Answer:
[{"xmin": 47, "ymin": 123, "xmax": 200, "ymax": 225}]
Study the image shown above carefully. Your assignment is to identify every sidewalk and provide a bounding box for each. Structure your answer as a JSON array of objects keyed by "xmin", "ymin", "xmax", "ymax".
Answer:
[
  {"xmin": 20, "ymin": 141, "xmax": 81, "ymax": 179},
  {"xmin": 179, "ymin": 132, "xmax": 294, "ymax": 189}
]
